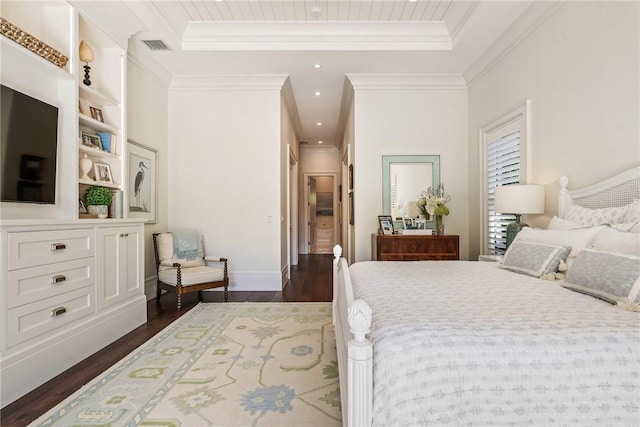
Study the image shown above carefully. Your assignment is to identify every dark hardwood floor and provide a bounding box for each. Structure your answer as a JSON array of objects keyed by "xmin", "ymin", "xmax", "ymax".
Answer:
[{"xmin": 1, "ymin": 254, "xmax": 334, "ymax": 427}]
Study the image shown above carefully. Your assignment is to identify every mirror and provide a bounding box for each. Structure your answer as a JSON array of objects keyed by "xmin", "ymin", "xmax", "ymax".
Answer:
[{"xmin": 382, "ymin": 155, "xmax": 440, "ymax": 223}]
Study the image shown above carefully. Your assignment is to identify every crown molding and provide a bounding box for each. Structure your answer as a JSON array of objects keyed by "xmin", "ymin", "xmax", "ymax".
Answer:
[
  {"xmin": 464, "ymin": 1, "xmax": 565, "ymax": 87},
  {"xmin": 346, "ymin": 74, "xmax": 467, "ymax": 90},
  {"xmin": 182, "ymin": 21, "xmax": 452, "ymax": 51},
  {"xmin": 170, "ymin": 74, "xmax": 289, "ymax": 91}
]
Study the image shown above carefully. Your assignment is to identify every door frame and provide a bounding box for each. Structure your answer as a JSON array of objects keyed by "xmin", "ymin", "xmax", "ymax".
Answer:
[{"xmin": 302, "ymin": 172, "xmax": 339, "ymax": 254}]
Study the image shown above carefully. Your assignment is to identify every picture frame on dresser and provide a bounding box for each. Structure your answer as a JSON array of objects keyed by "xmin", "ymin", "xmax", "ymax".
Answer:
[
  {"xmin": 127, "ymin": 140, "xmax": 157, "ymax": 223},
  {"xmin": 378, "ymin": 215, "xmax": 394, "ymax": 235}
]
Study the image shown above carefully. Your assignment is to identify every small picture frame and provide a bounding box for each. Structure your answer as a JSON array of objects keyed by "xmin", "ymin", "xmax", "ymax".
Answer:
[
  {"xmin": 89, "ymin": 106, "xmax": 104, "ymax": 123},
  {"xmin": 79, "ymin": 199, "xmax": 87, "ymax": 213},
  {"xmin": 378, "ymin": 215, "xmax": 394, "ymax": 235},
  {"xmin": 94, "ymin": 163, "xmax": 113, "ymax": 184},
  {"xmin": 81, "ymin": 132, "xmax": 102, "ymax": 150},
  {"xmin": 402, "ymin": 217, "xmax": 415, "ymax": 229}
]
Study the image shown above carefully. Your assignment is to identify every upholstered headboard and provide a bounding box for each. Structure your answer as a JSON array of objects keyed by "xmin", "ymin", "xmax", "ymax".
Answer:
[{"xmin": 558, "ymin": 166, "xmax": 640, "ymax": 218}]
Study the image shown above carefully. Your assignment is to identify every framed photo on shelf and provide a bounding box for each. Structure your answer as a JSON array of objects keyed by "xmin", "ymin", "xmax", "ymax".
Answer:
[
  {"xmin": 81, "ymin": 132, "xmax": 102, "ymax": 150},
  {"xmin": 94, "ymin": 163, "xmax": 113, "ymax": 184},
  {"xmin": 378, "ymin": 215, "xmax": 394, "ymax": 235},
  {"xmin": 128, "ymin": 139, "xmax": 158, "ymax": 223},
  {"xmin": 89, "ymin": 106, "xmax": 104, "ymax": 123},
  {"xmin": 402, "ymin": 217, "xmax": 415, "ymax": 229}
]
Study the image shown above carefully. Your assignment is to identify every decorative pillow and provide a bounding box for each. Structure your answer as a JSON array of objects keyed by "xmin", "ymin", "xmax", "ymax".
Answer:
[
  {"xmin": 157, "ymin": 233, "xmax": 205, "ymax": 270},
  {"xmin": 547, "ymin": 216, "xmax": 580, "ymax": 230},
  {"xmin": 563, "ymin": 249, "xmax": 640, "ymax": 311},
  {"xmin": 500, "ymin": 242, "xmax": 571, "ymax": 278},
  {"xmin": 623, "ymin": 199, "xmax": 640, "ymax": 233},
  {"xmin": 565, "ymin": 199, "xmax": 628, "ymax": 226},
  {"xmin": 592, "ymin": 227, "xmax": 640, "ymax": 256},
  {"xmin": 514, "ymin": 226, "xmax": 605, "ymax": 258}
]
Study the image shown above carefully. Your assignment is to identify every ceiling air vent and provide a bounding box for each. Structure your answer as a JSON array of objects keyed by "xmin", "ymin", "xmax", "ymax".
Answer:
[{"xmin": 141, "ymin": 39, "xmax": 170, "ymax": 51}]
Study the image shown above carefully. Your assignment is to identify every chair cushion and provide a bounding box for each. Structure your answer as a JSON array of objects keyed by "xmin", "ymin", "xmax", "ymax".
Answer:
[
  {"xmin": 158, "ymin": 265, "xmax": 225, "ymax": 286},
  {"xmin": 157, "ymin": 233, "xmax": 205, "ymax": 270}
]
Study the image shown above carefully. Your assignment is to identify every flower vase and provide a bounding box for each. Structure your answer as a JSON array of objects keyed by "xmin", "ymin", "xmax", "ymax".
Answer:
[{"xmin": 435, "ymin": 215, "xmax": 444, "ymax": 235}]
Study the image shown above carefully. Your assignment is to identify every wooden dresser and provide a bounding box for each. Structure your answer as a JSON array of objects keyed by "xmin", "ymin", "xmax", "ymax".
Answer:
[{"xmin": 372, "ymin": 233, "xmax": 460, "ymax": 261}]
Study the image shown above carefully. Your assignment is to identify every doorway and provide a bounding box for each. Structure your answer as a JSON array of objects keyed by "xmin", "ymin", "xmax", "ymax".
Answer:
[{"xmin": 306, "ymin": 175, "xmax": 336, "ymax": 254}]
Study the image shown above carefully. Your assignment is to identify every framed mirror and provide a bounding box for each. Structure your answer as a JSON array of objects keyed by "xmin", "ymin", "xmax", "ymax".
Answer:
[{"xmin": 382, "ymin": 155, "xmax": 440, "ymax": 225}]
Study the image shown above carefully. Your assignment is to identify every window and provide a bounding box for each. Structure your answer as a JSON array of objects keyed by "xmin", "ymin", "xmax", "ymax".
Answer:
[
  {"xmin": 480, "ymin": 101, "xmax": 531, "ymax": 255},
  {"xmin": 486, "ymin": 131, "xmax": 520, "ymax": 254}
]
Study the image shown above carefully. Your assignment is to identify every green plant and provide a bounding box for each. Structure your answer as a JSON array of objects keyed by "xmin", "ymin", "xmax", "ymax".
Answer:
[{"xmin": 84, "ymin": 186, "xmax": 112, "ymax": 206}]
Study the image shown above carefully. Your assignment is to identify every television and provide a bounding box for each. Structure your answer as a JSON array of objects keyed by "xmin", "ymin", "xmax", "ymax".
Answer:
[{"xmin": 1, "ymin": 84, "xmax": 59, "ymax": 204}]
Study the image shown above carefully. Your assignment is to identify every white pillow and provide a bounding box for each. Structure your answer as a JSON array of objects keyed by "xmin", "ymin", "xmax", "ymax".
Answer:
[
  {"xmin": 514, "ymin": 226, "xmax": 606, "ymax": 258},
  {"xmin": 547, "ymin": 216, "xmax": 580, "ymax": 230},
  {"xmin": 623, "ymin": 199, "xmax": 640, "ymax": 233},
  {"xmin": 565, "ymin": 199, "xmax": 628, "ymax": 226},
  {"xmin": 592, "ymin": 227, "xmax": 640, "ymax": 256}
]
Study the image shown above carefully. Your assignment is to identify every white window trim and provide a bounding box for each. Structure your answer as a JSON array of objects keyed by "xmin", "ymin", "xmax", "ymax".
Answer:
[{"xmin": 479, "ymin": 100, "xmax": 532, "ymax": 255}]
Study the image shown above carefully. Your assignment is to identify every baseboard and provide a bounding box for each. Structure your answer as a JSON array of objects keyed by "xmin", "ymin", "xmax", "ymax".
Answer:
[{"xmin": 0, "ymin": 296, "xmax": 146, "ymax": 408}]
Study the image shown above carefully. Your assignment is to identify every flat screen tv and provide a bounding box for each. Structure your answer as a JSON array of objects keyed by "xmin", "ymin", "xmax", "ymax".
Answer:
[{"xmin": 1, "ymin": 84, "xmax": 59, "ymax": 204}]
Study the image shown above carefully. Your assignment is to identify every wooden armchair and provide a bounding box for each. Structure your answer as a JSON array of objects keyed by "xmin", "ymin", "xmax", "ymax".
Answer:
[{"xmin": 152, "ymin": 232, "xmax": 229, "ymax": 310}]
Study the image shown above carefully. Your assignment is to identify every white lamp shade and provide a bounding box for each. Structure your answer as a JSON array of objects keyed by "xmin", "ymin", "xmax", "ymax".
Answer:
[{"xmin": 494, "ymin": 184, "xmax": 545, "ymax": 214}]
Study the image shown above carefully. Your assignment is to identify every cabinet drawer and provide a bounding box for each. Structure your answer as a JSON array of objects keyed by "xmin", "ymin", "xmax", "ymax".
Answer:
[
  {"xmin": 8, "ymin": 229, "xmax": 94, "ymax": 270},
  {"xmin": 7, "ymin": 258, "xmax": 95, "ymax": 308},
  {"xmin": 7, "ymin": 287, "xmax": 95, "ymax": 348}
]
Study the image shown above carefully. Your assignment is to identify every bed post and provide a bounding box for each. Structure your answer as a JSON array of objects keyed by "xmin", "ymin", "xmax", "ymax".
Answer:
[
  {"xmin": 558, "ymin": 176, "xmax": 569, "ymax": 219},
  {"xmin": 347, "ymin": 300, "xmax": 373, "ymax": 427}
]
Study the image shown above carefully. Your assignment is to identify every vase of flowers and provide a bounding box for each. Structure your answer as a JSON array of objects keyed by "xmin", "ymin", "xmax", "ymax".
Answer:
[{"xmin": 417, "ymin": 183, "xmax": 450, "ymax": 235}]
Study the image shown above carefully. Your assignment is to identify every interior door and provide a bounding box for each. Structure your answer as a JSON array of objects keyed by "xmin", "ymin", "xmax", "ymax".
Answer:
[{"xmin": 309, "ymin": 177, "xmax": 317, "ymax": 254}]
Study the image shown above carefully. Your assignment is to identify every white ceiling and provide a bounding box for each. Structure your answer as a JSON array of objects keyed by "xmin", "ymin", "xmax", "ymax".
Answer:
[{"xmin": 83, "ymin": 1, "xmax": 534, "ymax": 147}]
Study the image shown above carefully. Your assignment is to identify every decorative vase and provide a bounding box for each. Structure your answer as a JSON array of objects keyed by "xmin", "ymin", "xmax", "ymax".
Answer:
[
  {"xmin": 88, "ymin": 205, "xmax": 108, "ymax": 219},
  {"xmin": 79, "ymin": 153, "xmax": 93, "ymax": 180},
  {"xmin": 435, "ymin": 215, "xmax": 444, "ymax": 235}
]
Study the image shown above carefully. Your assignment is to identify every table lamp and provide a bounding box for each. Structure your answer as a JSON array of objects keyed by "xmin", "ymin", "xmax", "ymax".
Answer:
[
  {"xmin": 79, "ymin": 40, "xmax": 94, "ymax": 86},
  {"xmin": 494, "ymin": 184, "xmax": 545, "ymax": 248}
]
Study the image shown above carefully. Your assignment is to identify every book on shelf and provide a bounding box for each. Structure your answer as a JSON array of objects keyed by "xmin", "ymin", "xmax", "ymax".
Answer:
[{"xmin": 96, "ymin": 132, "xmax": 117, "ymax": 154}]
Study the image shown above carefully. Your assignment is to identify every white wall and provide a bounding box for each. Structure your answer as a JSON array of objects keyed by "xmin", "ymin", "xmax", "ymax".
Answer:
[
  {"xmin": 127, "ymin": 48, "xmax": 171, "ymax": 297},
  {"xmin": 467, "ymin": 1, "xmax": 640, "ymax": 259},
  {"xmin": 281, "ymin": 95, "xmax": 299, "ymax": 282},
  {"xmin": 167, "ymin": 76, "xmax": 287, "ymax": 291},
  {"xmin": 349, "ymin": 75, "xmax": 469, "ymax": 262}
]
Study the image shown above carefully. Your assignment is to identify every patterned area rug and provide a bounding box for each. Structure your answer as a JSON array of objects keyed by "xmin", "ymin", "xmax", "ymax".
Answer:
[{"xmin": 30, "ymin": 303, "xmax": 341, "ymax": 427}]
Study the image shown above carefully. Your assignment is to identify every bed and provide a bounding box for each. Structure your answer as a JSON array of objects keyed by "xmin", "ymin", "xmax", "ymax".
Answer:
[{"xmin": 333, "ymin": 167, "xmax": 640, "ymax": 426}]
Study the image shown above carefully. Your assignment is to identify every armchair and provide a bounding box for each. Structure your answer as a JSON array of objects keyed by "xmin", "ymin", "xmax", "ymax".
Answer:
[{"xmin": 152, "ymin": 231, "xmax": 229, "ymax": 310}]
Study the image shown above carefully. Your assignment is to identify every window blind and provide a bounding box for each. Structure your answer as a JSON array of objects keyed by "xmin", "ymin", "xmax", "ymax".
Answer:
[{"xmin": 487, "ymin": 131, "xmax": 520, "ymax": 255}]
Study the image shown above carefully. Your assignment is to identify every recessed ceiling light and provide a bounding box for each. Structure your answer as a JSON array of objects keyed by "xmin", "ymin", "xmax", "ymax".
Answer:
[
  {"xmin": 314, "ymin": 91, "xmax": 321, "ymax": 96},
  {"xmin": 313, "ymin": 63, "xmax": 321, "ymax": 69},
  {"xmin": 318, "ymin": 141, "xmax": 323, "ymax": 144},
  {"xmin": 317, "ymin": 122, "xmax": 322, "ymax": 126}
]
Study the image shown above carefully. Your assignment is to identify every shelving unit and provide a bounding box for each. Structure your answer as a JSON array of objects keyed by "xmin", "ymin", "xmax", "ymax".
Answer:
[{"xmin": 76, "ymin": 15, "xmax": 126, "ymax": 219}]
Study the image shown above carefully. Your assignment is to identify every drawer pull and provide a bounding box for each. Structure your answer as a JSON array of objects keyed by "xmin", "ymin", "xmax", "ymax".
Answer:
[
  {"xmin": 51, "ymin": 307, "xmax": 67, "ymax": 317},
  {"xmin": 51, "ymin": 243, "xmax": 66, "ymax": 251},
  {"xmin": 120, "ymin": 233, "xmax": 129, "ymax": 237},
  {"xmin": 50, "ymin": 275, "xmax": 66, "ymax": 284}
]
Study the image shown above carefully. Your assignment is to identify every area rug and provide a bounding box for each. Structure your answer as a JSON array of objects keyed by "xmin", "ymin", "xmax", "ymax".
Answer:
[{"xmin": 30, "ymin": 303, "xmax": 341, "ymax": 427}]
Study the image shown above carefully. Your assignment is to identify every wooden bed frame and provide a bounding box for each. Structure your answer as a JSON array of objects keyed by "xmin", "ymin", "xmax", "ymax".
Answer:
[{"xmin": 333, "ymin": 166, "xmax": 640, "ymax": 427}]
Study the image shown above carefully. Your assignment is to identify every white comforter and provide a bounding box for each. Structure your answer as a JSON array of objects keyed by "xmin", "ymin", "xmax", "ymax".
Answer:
[{"xmin": 349, "ymin": 261, "xmax": 640, "ymax": 426}]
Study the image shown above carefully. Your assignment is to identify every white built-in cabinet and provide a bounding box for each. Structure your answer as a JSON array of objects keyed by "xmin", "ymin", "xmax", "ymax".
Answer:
[
  {"xmin": 0, "ymin": 1, "xmax": 145, "ymax": 409},
  {"xmin": 0, "ymin": 220, "xmax": 147, "ymax": 408},
  {"xmin": 97, "ymin": 226, "xmax": 142, "ymax": 309}
]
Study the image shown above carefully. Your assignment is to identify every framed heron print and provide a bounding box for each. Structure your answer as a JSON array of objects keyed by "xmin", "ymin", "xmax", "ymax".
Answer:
[{"xmin": 128, "ymin": 140, "xmax": 157, "ymax": 223}]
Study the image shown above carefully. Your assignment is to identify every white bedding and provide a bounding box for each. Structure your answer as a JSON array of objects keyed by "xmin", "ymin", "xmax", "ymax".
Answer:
[{"xmin": 349, "ymin": 261, "xmax": 640, "ymax": 426}]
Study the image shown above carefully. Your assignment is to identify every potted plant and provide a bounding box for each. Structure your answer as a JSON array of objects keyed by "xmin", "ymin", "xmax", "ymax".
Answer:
[{"xmin": 84, "ymin": 186, "xmax": 112, "ymax": 219}]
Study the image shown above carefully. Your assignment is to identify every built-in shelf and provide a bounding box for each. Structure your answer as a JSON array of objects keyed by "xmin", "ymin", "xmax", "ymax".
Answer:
[
  {"xmin": 79, "ymin": 84, "xmax": 120, "ymax": 107},
  {"xmin": 79, "ymin": 113, "xmax": 120, "ymax": 133},
  {"xmin": 79, "ymin": 144, "xmax": 120, "ymax": 160}
]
